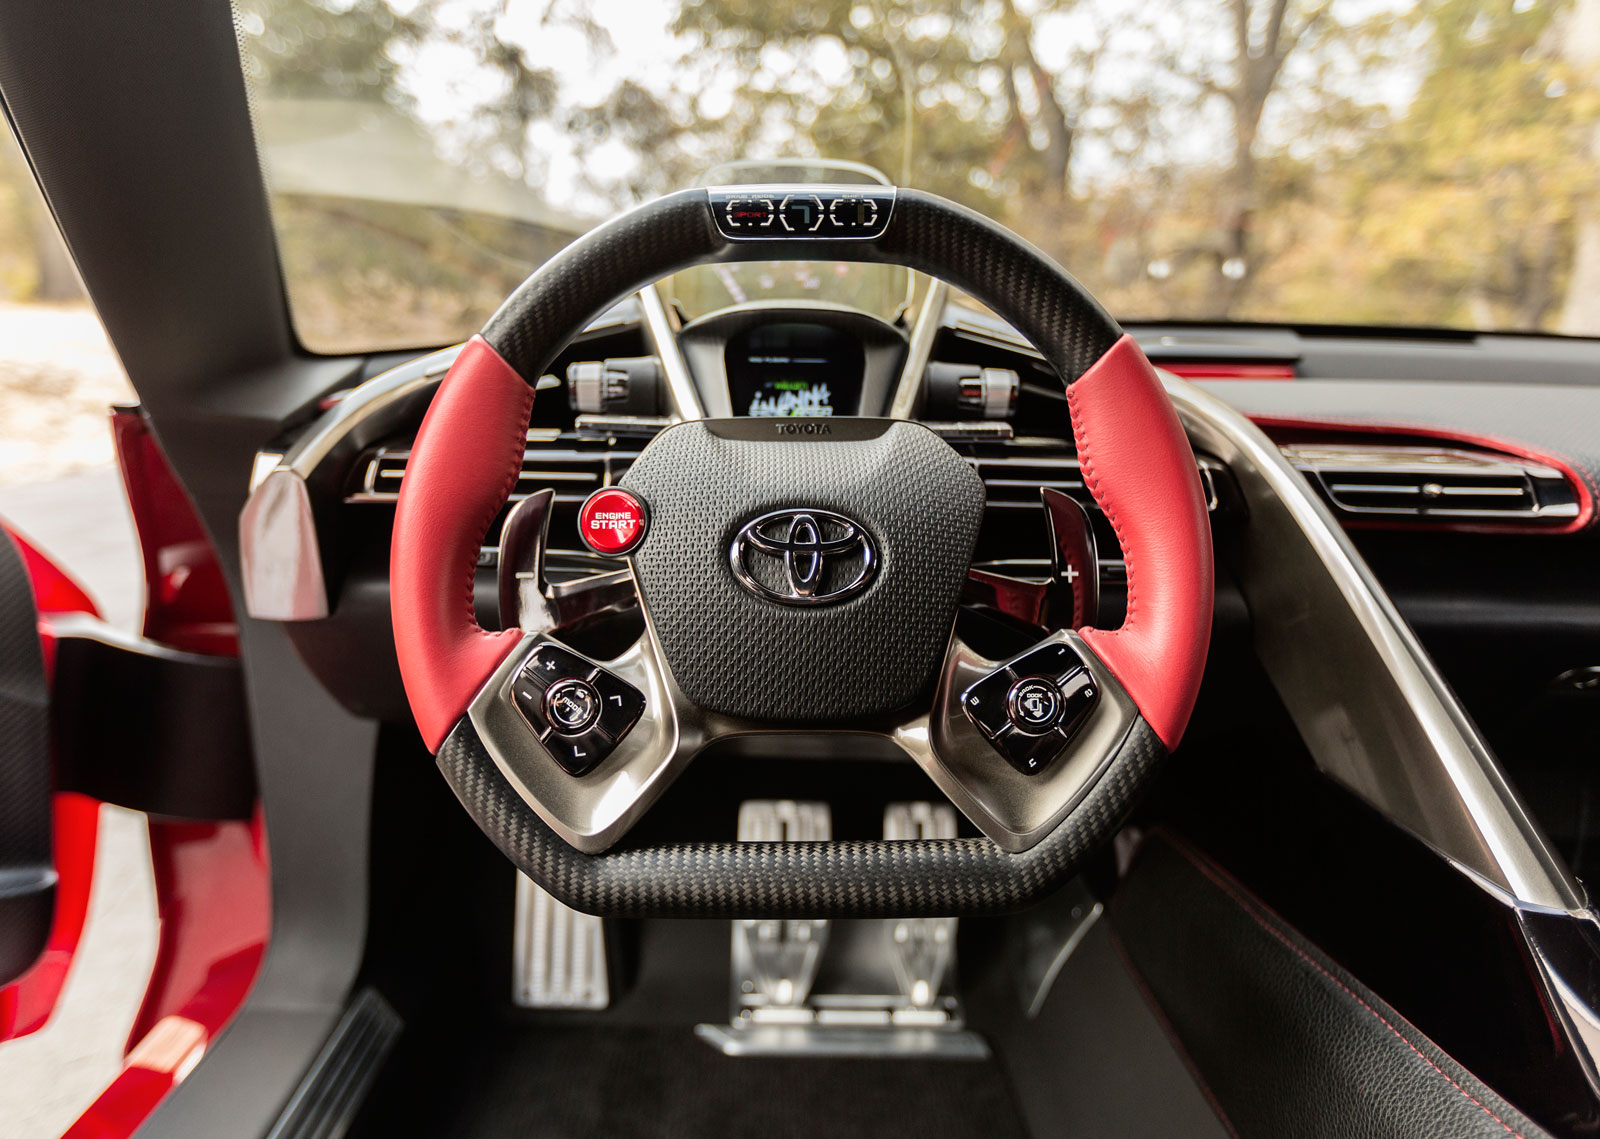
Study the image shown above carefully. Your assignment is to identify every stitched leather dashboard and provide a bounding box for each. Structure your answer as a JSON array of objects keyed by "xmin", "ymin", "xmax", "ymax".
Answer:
[{"xmin": 1110, "ymin": 831, "xmax": 1552, "ymax": 1139}]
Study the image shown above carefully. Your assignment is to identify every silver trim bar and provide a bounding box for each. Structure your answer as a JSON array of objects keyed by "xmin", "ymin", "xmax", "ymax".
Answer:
[
  {"xmin": 1164, "ymin": 373, "xmax": 1583, "ymax": 912},
  {"xmin": 637, "ymin": 282, "xmax": 704, "ymax": 421},
  {"xmin": 889, "ymin": 278, "xmax": 949, "ymax": 419}
]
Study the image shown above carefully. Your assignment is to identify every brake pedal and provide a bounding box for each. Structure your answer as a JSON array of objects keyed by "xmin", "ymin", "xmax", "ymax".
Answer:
[
  {"xmin": 733, "ymin": 800, "xmax": 831, "ymax": 1008},
  {"xmin": 884, "ymin": 803, "xmax": 958, "ymax": 1008},
  {"xmin": 512, "ymin": 871, "xmax": 609, "ymax": 1009}
]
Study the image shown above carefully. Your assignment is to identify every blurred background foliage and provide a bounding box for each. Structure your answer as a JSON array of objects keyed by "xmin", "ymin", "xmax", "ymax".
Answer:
[{"xmin": 2, "ymin": 0, "xmax": 1598, "ymax": 350}]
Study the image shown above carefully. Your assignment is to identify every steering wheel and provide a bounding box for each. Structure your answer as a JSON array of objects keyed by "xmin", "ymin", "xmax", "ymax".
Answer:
[{"xmin": 390, "ymin": 186, "xmax": 1212, "ymax": 917}]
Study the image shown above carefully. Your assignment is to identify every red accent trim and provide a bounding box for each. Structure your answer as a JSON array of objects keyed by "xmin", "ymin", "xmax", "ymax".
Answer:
[
  {"xmin": 5, "ymin": 524, "xmax": 99, "ymax": 620},
  {"xmin": 392, "ymin": 335, "xmax": 533, "ymax": 751},
  {"xmin": 1162, "ymin": 362, "xmax": 1295, "ymax": 381},
  {"xmin": 0, "ymin": 794, "xmax": 99, "ymax": 1042},
  {"xmin": 1069, "ymin": 335, "xmax": 1213, "ymax": 750},
  {"xmin": 112, "ymin": 408, "xmax": 239, "ymax": 656},
  {"xmin": 1252, "ymin": 415, "xmax": 1597, "ymax": 535},
  {"xmin": 64, "ymin": 812, "xmax": 269, "ymax": 1139}
]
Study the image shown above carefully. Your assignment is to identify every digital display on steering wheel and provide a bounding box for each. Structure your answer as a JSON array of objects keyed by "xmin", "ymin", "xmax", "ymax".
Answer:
[
  {"xmin": 725, "ymin": 322, "xmax": 864, "ymax": 417},
  {"xmin": 709, "ymin": 186, "xmax": 895, "ymax": 241}
]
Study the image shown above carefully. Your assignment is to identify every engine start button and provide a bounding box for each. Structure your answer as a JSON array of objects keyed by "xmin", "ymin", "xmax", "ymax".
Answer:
[{"xmin": 578, "ymin": 488, "xmax": 648, "ymax": 556}]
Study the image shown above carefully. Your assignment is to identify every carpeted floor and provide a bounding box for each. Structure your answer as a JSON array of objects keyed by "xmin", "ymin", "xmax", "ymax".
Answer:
[{"xmin": 350, "ymin": 1023, "xmax": 1030, "ymax": 1139}]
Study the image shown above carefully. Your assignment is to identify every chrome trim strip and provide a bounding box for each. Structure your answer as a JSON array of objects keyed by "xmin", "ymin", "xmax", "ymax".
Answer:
[
  {"xmin": 889, "ymin": 278, "xmax": 949, "ymax": 419},
  {"xmin": 284, "ymin": 346, "xmax": 462, "ymax": 480},
  {"xmin": 638, "ymin": 282, "xmax": 704, "ymax": 421},
  {"xmin": 1163, "ymin": 374, "xmax": 1583, "ymax": 912}
]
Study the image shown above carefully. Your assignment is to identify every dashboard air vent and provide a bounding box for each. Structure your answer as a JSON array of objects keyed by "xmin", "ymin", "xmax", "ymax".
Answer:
[
  {"xmin": 969, "ymin": 451, "xmax": 1086, "ymax": 509},
  {"xmin": 963, "ymin": 445, "xmax": 1223, "ymax": 513},
  {"xmin": 347, "ymin": 431, "xmax": 640, "ymax": 505},
  {"xmin": 1281, "ymin": 444, "xmax": 1580, "ymax": 525}
]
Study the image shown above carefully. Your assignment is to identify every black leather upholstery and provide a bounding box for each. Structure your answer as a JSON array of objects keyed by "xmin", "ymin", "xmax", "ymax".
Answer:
[{"xmin": 1110, "ymin": 831, "xmax": 1551, "ymax": 1139}]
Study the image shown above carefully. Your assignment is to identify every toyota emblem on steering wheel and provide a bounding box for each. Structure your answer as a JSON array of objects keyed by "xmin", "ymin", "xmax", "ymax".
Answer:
[{"xmin": 729, "ymin": 508, "xmax": 877, "ymax": 605}]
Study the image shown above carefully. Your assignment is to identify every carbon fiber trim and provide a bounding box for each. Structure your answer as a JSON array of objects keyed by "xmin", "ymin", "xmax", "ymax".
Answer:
[
  {"xmin": 483, "ymin": 190, "xmax": 717, "ymax": 380},
  {"xmin": 876, "ymin": 191, "xmax": 1119, "ymax": 381},
  {"xmin": 435, "ymin": 715, "xmax": 1164, "ymax": 918},
  {"xmin": 480, "ymin": 187, "xmax": 1122, "ymax": 386}
]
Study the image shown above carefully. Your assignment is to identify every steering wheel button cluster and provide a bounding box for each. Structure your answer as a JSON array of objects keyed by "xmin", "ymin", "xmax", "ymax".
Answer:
[
  {"xmin": 1006, "ymin": 677, "xmax": 1062, "ymax": 735},
  {"xmin": 959, "ymin": 640, "xmax": 1100, "ymax": 777},
  {"xmin": 960, "ymin": 669, "xmax": 1016, "ymax": 739},
  {"xmin": 1014, "ymin": 641, "xmax": 1084, "ymax": 683},
  {"xmin": 522, "ymin": 643, "xmax": 594, "ymax": 688},
  {"xmin": 542, "ymin": 729, "xmax": 611, "ymax": 777},
  {"xmin": 590, "ymin": 669, "xmax": 646, "ymax": 742},
  {"xmin": 510, "ymin": 639, "xmax": 648, "ymax": 777}
]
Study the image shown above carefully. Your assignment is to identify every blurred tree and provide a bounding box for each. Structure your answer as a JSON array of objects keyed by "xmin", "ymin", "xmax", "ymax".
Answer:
[
  {"xmin": 0, "ymin": 120, "xmax": 78, "ymax": 302},
  {"xmin": 669, "ymin": 0, "xmax": 1098, "ymax": 215},
  {"xmin": 214, "ymin": 0, "xmax": 1600, "ymax": 341},
  {"xmin": 1190, "ymin": 0, "xmax": 1339, "ymax": 316},
  {"xmin": 237, "ymin": 0, "xmax": 425, "ymax": 100},
  {"xmin": 1346, "ymin": 0, "xmax": 1599, "ymax": 330},
  {"xmin": 1555, "ymin": 0, "xmax": 1600, "ymax": 334}
]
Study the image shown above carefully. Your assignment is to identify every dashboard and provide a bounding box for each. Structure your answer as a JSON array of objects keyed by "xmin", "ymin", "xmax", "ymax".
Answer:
[{"xmin": 246, "ymin": 284, "xmax": 1600, "ymax": 886}]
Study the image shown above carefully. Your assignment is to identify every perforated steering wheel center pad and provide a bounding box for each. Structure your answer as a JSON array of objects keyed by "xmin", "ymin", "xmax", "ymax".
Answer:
[{"xmin": 620, "ymin": 417, "xmax": 984, "ymax": 721}]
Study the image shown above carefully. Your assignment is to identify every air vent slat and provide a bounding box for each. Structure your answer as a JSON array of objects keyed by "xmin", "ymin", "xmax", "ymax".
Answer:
[
  {"xmin": 1282, "ymin": 443, "xmax": 1577, "ymax": 526},
  {"xmin": 965, "ymin": 452, "xmax": 1088, "ymax": 509},
  {"xmin": 347, "ymin": 437, "xmax": 634, "ymax": 505},
  {"xmin": 960, "ymin": 448, "xmax": 1223, "ymax": 514}
]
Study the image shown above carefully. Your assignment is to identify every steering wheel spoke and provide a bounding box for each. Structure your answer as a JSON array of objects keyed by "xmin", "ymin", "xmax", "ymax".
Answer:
[
  {"xmin": 901, "ymin": 631, "xmax": 1140, "ymax": 853},
  {"xmin": 467, "ymin": 629, "xmax": 687, "ymax": 853}
]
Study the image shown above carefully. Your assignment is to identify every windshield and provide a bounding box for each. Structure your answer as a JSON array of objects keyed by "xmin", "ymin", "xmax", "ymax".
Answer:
[{"xmin": 236, "ymin": 0, "xmax": 1600, "ymax": 353}]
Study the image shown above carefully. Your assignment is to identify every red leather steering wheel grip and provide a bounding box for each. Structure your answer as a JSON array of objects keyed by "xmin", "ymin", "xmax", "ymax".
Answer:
[
  {"xmin": 1069, "ymin": 335, "xmax": 1213, "ymax": 749},
  {"xmin": 392, "ymin": 336, "xmax": 532, "ymax": 751}
]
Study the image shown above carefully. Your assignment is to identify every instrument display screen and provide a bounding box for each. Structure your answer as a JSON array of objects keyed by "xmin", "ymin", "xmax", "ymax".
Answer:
[{"xmin": 726, "ymin": 322, "xmax": 864, "ymax": 418}]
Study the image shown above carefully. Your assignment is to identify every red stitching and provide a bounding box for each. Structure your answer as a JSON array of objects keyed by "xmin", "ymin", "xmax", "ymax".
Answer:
[{"xmin": 1158, "ymin": 835, "xmax": 1529, "ymax": 1139}]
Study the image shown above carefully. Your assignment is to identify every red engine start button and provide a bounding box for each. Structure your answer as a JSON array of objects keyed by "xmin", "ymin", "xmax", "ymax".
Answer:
[{"xmin": 578, "ymin": 488, "xmax": 648, "ymax": 557}]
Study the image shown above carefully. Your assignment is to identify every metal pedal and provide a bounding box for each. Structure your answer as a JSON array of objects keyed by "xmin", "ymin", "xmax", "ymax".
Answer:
[
  {"xmin": 733, "ymin": 800, "xmax": 830, "ymax": 1008},
  {"xmin": 884, "ymin": 803, "xmax": 959, "ymax": 1009},
  {"xmin": 512, "ymin": 871, "xmax": 609, "ymax": 1009},
  {"xmin": 698, "ymin": 799, "xmax": 986, "ymax": 1058}
]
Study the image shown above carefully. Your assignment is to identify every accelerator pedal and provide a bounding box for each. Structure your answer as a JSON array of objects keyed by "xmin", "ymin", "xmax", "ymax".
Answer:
[
  {"xmin": 731, "ymin": 800, "xmax": 832, "ymax": 1010},
  {"xmin": 884, "ymin": 802, "xmax": 959, "ymax": 1009},
  {"xmin": 696, "ymin": 799, "xmax": 986, "ymax": 1059}
]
